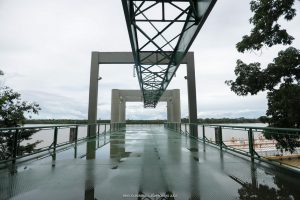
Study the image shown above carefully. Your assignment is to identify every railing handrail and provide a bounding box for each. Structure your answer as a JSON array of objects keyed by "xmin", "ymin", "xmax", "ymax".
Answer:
[
  {"xmin": 164, "ymin": 122, "xmax": 300, "ymax": 172},
  {"xmin": 0, "ymin": 122, "xmax": 125, "ymax": 131},
  {"xmin": 164, "ymin": 122, "xmax": 300, "ymax": 133},
  {"xmin": 0, "ymin": 122, "xmax": 126, "ymax": 164}
]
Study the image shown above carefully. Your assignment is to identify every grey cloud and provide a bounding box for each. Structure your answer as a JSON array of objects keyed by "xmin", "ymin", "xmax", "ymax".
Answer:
[
  {"xmin": 21, "ymin": 90, "xmax": 88, "ymax": 119},
  {"xmin": 1, "ymin": 0, "xmax": 299, "ymax": 120}
]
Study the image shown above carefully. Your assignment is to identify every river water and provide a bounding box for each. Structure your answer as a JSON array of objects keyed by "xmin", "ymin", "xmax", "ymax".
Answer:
[{"xmin": 22, "ymin": 123, "xmax": 266, "ymax": 150}]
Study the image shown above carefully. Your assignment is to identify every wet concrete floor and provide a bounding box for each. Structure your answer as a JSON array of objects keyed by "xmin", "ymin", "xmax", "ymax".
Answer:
[{"xmin": 0, "ymin": 125, "xmax": 299, "ymax": 200}]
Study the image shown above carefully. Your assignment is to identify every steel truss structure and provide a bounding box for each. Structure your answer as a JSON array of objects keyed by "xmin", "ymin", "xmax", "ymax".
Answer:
[{"xmin": 121, "ymin": 0, "xmax": 217, "ymax": 107}]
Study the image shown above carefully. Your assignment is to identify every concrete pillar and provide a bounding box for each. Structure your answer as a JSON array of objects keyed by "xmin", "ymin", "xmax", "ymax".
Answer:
[
  {"xmin": 172, "ymin": 89, "xmax": 181, "ymax": 123},
  {"xmin": 167, "ymin": 101, "xmax": 171, "ymax": 122},
  {"xmin": 186, "ymin": 52, "xmax": 198, "ymax": 137},
  {"xmin": 122, "ymin": 101, "xmax": 126, "ymax": 122},
  {"xmin": 87, "ymin": 52, "xmax": 100, "ymax": 137},
  {"xmin": 167, "ymin": 98, "xmax": 173, "ymax": 122},
  {"xmin": 119, "ymin": 98, "xmax": 126, "ymax": 123},
  {"xmin": 111, "ymin": 89, "xmax": 120, "ymax": 123}
]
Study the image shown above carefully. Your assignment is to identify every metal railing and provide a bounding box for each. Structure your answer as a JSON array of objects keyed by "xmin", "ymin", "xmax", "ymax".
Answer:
[
  {"xmin": 0, "ymin": 122, "xmax": 126, "ymax": 164},
  {"xmin": 165, "ymin": 122, "xmax": 300, "ymax": 170}
]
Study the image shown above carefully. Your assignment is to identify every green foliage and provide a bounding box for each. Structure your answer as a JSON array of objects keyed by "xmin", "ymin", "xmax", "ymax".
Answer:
[
  {"xmin": 227, "ymin": 0, "xmax": 300, "ymax": 153},
  {"xmin": 225, "ymin": 60, "xmax": 265, "ymax": 95},
  {"xmin": 267, "ymin": 84, "xmax": 300, "ymax": 128},
  {"xmin": 0, "ymin": 73, "xmax": 41, "ymax": 160},
  {"xmin": 226, "ymin": 47, "xmax": 300, "ymax": 96},
  {"xmin": 227, "ymin": 50, "xmax": 300, "ymax": 152},
  {"xmin": 258, "ymin": 116, "xmax": 269, "ymax": 123},
  {"xmin": 237, "ymin": 0, "xmax": 296, "ymax": 52},
  {"xmin": 0, "ymin": 87, "xmax": 40, "ymax": 127}
]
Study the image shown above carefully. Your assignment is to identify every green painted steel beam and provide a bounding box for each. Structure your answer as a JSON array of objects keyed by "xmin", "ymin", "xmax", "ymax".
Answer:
[{"xmin": 121, "ymin": 0, "xmax": 217, "ymax": 107}]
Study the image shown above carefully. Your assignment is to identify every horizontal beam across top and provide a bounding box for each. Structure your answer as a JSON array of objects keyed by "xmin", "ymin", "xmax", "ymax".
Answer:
[
  {"xmin": 96, "ymin": 51, "xmax": 190, "ymax": 65},
  {"xmin": 115, "ymin": 89, "xmax": 176, "ymax": 102}
]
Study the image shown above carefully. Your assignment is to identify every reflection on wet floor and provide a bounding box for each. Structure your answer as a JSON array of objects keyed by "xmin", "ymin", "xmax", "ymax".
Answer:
[{"xmin": 0, "ymin": 125, "xmax": 299, "ymax": 200}]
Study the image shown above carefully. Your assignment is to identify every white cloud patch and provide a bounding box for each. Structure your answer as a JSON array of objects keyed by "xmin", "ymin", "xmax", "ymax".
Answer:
[{"xmin": 21, "ymin": 90, "xmax": 88, "ymax": 119}]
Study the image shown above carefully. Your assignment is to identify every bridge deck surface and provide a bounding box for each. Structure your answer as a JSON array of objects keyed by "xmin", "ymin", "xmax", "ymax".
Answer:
[{"xmin": 1, "ymin": 125, "xmax": 299, "ymax": 200}]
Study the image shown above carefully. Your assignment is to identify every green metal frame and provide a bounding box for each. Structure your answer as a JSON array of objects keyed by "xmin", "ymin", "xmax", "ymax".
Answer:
[
  {"xmin": 0, "ymin": 123, "xmax": 126, "ymax": 164},
  {"xmin": 164, "ymin": 122, "xmax": 300, "ymax": 172},
  {"xmin": 121, "ymin": 0, "xmax": 217, "ymax": 107}
]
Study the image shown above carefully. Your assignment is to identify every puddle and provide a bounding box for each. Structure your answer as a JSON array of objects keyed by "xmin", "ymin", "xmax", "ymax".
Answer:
[
  {"xmin": 187, "ymin": 147, "xmax": 198, "ymax": 152},
  {"xmin": 111, "ymin": 165, "xmax": 118, "ymax": 170},
  {"xmin": 129, "ymin": 152, "xmax": 142, "ymax": 157}
]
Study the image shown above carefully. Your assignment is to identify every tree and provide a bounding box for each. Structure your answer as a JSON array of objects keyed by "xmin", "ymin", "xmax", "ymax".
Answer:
[
  {"xmin": 226, "ymin": 0, "xmax": 300, "ymax": 153},
  {"xmin": 0, "ymin": 71, "xmax": 41, "ymax": 160},
  {"xmin": 236, "ymin": 0, "xmax": 297, "ymax": 53}
]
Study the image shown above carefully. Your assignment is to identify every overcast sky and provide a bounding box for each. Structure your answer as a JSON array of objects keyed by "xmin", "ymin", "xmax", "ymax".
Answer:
[{"xmin": 0, "ymin": 0, "xmax": 299, "ymax": 120}]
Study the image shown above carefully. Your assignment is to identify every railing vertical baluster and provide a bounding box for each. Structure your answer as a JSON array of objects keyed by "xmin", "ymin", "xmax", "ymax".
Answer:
[
  {"xmin": 74, "ymin": 125, "xmax": 78, "ymax": 158},
  {"xmin": 202, "ymin": 125, "xmax": 205, "ymax": 142},
  {"xmin": 179, "ymin": 123, "xmax": 182, "ymax": 134},
  {"xmin": 219, "ymin": 126, "xmax": 223, "ymax": 149},
  {"xmin": 97, "ymin": 124, "xmax": 100, "ymax": 148},
  {"xmin": 248, "ymin": 128, "xmax": 254, "ymax": 161},
  {"xmin": 52, "ymin": 127, "xmax": 58, "ymax": 161},
  {"xmin": 185, "ymin": 123, "xmax": 187, "ymax": 135},
  {"xmin": 104, "ymin": 124, "xmax": 106, "ymax": 134},
  {"xmin": 12, "ymin": 129, "xmax": 19, "ymax": 164}
]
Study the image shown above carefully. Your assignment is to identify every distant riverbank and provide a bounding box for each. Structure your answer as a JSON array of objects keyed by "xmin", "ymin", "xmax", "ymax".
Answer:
[{"xmin": 25, "ymin": 117, "xmax": 262, "ymax": 125}]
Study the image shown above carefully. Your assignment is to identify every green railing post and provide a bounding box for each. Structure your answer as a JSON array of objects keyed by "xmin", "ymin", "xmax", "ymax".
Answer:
[
  {"xmin": 74, "ymin": 125, "xmax": 78, "ymax": 158},
  {"xmin": 219, "ymin": 126, "xmax": 223, "ymax": 149},
  {"xmin": 12, "ymin": 129, "xmax": 19, "ymax": 164},
  {"xmin": 97, "ymin": 124, "xmax": 100, "ymax": 148},
  {"xmin": 179, "ymin": 123, "xmax": 182, "ymax": 134},
  {"xmin": 104, "ymin": 124, "xmax": 106, "ymax": 134},
  {"xmin": 202, "ymin": 125, "xmax": 205, "ymax": 142},
  {"xmin": 185, "ymin": 123, "xmax": 187, "ymax": 134},
  {"xmin": 52, "ymin": 127, "xmax": 58, "ymax": 161},
  {"xmin": 248, "ymin": 128, "xmax": 254, "ymax": 161}
]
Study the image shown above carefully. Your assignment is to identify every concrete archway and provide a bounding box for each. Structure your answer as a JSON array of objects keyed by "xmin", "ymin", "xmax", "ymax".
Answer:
[
  {"xmin": 111, "ymin": 89, "xmax": 181, "ymax": 124},
  {"xmin": 87, "ymin": 52, "xmax": 198, "ymax": 137}
]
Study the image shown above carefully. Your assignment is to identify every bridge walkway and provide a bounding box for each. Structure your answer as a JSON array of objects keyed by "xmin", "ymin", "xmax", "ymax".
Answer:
[{"xmin": 0, "ymin": 125, "xmax": 299, "ymax": 199}]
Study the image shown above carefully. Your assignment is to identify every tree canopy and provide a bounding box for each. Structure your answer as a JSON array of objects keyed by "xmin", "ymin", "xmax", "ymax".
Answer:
[
  {"xmin": 226, "ymin": 47, "xmax": 300, "ymax": 97},
  {"xmin": 0, "ymin": 71, "xmax": 41, "ymax": 160},
  {"xmin": 236, "ymin": 0, "xmax": 297, "ymax": 53},
  {"xmin": 226, "ymin": 0, "xmax": 300, "ymax": 152}
]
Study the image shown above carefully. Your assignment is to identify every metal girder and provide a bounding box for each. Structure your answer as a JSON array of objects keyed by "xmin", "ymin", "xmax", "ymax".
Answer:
[{"xmin": 121, "ymin": 0, "xmax": 217, "ymax": 108}]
